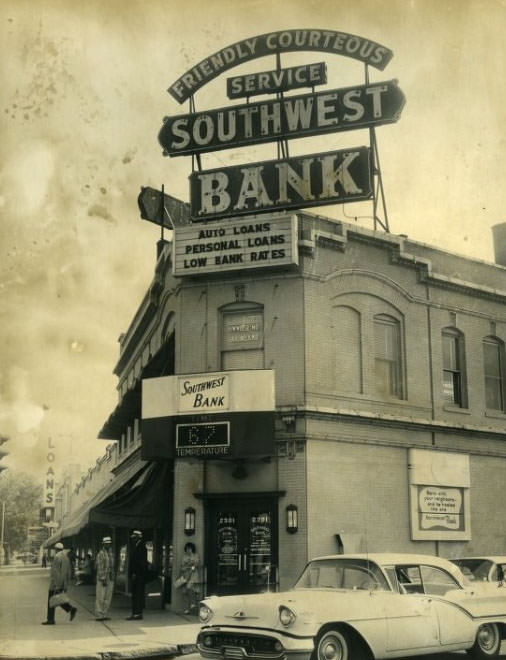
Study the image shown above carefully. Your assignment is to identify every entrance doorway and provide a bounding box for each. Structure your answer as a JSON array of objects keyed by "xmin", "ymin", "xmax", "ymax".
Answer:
[{"xmin": 205, "ymin": 497, "xmax": 278, "ymax": 596}]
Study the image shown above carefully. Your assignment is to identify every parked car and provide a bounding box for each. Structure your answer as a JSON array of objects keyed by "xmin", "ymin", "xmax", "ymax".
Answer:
[
  {"xmin": 197, "ymin": 553, "xmax": 506, "ymax": 660},
  {"xmin": 450, "ymin": 557, "xmax": 506, "ymax": 584},
  {"xmin": 14, "ymin": 552, "xmax": 37, "ymax": 564}
]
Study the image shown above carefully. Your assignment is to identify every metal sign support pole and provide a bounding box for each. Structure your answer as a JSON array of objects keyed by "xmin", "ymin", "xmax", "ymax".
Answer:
[{"xmin": 365, "ymin": 64, "xmax": 390, "ymax": 233}]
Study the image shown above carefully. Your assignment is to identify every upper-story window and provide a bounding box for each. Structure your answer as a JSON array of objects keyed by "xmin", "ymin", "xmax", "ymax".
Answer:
[
  {"xmin": 374, "ymin": 314, "xmax": 403, "ymax": 398},
  {"xmin": 483, "ymin": 336, "xmax": 505, "ymax": 411},
  {"xmin": 221, "ymin": 304, "xmax": 264, "ymax": 370},
  {"xmin": 442, "ymin": 328, "xmax": 467, "ymax": 407}
]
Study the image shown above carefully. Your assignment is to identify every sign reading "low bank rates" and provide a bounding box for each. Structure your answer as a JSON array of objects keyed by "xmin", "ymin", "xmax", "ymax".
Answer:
[
  {"xmin": 190, "ymin": 147, "xmax": 372, "ymax": 221},
  {"xmin": 172, "ymin": 214, "xmax": 298, "ymax": 276},
  {"xmin": 159, "ymin": 80, "xmax": 404, "ymax": 157}
]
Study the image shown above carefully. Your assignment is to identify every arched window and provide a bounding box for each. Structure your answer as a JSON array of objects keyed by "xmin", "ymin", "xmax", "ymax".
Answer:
[
  {"xmin": 334, "ymin": 305, "xmax": 362, "ymax": 393},
  {"xmin": 483, "ymin": 336, "xmax": 505, "ymax": 411},
  {"xmin": 442, "ymin": 328, "xmax": 467, "ymax": 407},
  {"xmin": 221, "ymin": 303, "xmax": 264, "ymax": 370},
  {"xmin": 374, "ymin": 314, "xmax": 403, "ymax": 398}
]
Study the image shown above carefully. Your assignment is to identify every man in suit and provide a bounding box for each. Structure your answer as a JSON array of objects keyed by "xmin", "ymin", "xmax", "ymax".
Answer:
[
  {"xmin": 41, "ymin": 542, "xmax": 77, "ymax": 624},
  {"xmin": 126, "ymin": 530, "xmax": 147, "ymax": 620},
  {"xmin": 95, "ymin": 536, "xmax": 115, "ymax": 621}
]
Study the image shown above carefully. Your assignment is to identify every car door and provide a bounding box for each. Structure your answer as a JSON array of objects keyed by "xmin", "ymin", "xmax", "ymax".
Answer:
[
  {"xmin": 418, "ymin": 564, "xmax": 475, "ymax": 647},
  {"xmin": 383, "ymin": 565, "xmax": 440, "ymax": 653}
]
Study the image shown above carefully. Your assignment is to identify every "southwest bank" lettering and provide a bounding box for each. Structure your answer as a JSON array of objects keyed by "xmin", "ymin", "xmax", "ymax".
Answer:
[{"xmin": 160, "ymin": 83, "xmax": 402, "ymax": 157}]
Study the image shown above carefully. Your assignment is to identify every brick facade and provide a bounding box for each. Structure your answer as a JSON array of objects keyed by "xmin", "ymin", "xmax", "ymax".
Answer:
[{"xmin": 103, "ymin": 212, "xmax": 506, "ymax": 606}]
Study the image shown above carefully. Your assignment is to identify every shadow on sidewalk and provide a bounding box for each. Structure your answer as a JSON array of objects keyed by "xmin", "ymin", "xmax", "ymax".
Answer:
[{"xmin": 67, "ymin": 581, "xmax": 198, "ymax": 629}]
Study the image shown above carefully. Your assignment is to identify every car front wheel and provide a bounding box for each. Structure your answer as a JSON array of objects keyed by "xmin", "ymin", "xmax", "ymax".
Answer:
[
  {"xmin": 315, "ymin": 629, "xmax": 351, "ymax": 660},
  {"xmin": 467, "ymin": 623, "xmax": 501, "ymax": 658}
]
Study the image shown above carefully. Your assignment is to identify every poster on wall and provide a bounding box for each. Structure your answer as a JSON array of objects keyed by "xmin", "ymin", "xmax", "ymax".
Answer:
[{"xmin": 408, "ymin": 449, "xmax": 471, "ymax": 541}]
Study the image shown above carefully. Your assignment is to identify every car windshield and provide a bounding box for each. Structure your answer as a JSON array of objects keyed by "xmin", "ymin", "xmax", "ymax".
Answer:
[
  {"xmin": 452, "ymin": 559, "xmax": 494, "ymax": 582},
  {"xmin": 294, "ymin": 558, "xmax": 391, "ymax": 591}
]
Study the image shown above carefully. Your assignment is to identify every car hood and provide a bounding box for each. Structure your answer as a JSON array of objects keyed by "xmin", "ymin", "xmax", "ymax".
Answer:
[{"xmin": 203, "ymin": 588, "xmax": 392, "ymax": 630}]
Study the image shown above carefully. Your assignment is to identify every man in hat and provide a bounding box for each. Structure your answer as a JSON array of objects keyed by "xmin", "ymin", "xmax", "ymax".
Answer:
[
  {"xmin": 95, "ymin": 536, "xmax": 115, "ymax": 621},
  {"xmin": 42, "ymin": 542, "xmax": 77, "ymax": 625},
  {"xmin": 126, "ymin": 530, "xmax": 147, "ymax": 620}
]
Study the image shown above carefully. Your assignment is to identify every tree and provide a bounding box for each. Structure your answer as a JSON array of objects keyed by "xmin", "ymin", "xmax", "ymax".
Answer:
[{"xmin": 0, "ymin": 470, "xmax": 43, "ymax": 562}]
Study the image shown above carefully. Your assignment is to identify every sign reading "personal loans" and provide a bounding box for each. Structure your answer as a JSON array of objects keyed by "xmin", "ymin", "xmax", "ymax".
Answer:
[
  {"xmin": 159, "ymin": 81, "xmax": 405, "ymax": 157},
  {"xmin": 190, "ymin": 147, "xmax": 372, "ymax": 220},
  {"xmin": 172, "ymin": 214, "xmax": 298, "ymax": 276}
]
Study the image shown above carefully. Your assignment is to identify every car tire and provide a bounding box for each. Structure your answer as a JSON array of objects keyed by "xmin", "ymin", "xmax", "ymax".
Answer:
[
  {"xmin": 315, "ymin": 628, "xmax": 353, "ymax": 660},
  {"xmin": 467, "ymin": 623, "xmax": 501, "ymax": 658}
]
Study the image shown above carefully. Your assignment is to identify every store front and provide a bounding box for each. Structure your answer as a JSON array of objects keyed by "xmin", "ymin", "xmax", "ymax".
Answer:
[
  {"xmin": 142, "ymin": 369, "xmax": 278, "ymax": 600},
  {"xmin": 204, "ymin": 495, "xmax": 279, "ymax": 595}
]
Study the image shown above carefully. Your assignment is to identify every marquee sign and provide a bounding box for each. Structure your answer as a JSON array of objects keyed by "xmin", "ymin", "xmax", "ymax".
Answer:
[
  {"xmin": 159, "ymin": 80, "xmax": 405, "ymax": 157},
  {"xmin": 152, "ymin": 29, "xmax": 404, "ymax": 267},
  {"xmin": 190, "ymin": 147, "xmax": 372, "ymax": 220},
  {"xmin": 172, "ymin": 214, "xmax": 298, "ymax": 276},
  {"xmin": 168, "ymin": 29, "xmax": 393, "ymax": 103}
]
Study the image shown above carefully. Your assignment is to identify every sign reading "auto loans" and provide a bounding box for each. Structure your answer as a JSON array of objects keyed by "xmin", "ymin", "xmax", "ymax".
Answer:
[{"xmin": 172, "ymin": 214, "xmax": 298, "ymax": 276}]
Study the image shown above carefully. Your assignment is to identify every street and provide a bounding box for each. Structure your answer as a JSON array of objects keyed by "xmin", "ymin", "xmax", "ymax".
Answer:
[
  {"xmin": 1, "ymin": 565, "xmax": 505, "ymax": 660},
  {"xmin": 0, "ymin": 564, "xmax": 200, "ymax": 658}
]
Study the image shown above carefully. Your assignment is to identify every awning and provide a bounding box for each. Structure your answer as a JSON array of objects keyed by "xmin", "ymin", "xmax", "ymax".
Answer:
[
  {"xmin": 98, "ymin": 386, "xmax": 141, "ymax": 440},
  {"xmin": 44, "ymin": 456, "xmax": 150, "ymax": 545},
  {"xmin": 90, "ymin": 461, "xmax": 171, "ymax": 529}
]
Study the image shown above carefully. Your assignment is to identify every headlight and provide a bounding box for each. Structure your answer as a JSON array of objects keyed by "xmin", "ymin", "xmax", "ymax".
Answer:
[
  {"xmin": 279, "ymin": 605, "xmax": 296, "ymax": 627},
  {"xmin": 199, "ymin": 603, "xmax": 213, "ymax": 623}
]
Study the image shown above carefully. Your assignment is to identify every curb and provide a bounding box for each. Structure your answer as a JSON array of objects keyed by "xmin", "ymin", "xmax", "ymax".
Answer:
[{"xmin": 0, "ymin": 643, "xmax": 181, "ymax": 660}]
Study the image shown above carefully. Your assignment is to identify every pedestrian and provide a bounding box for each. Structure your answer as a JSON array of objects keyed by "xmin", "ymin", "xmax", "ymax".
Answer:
[
  {"xmin": 41, "ymin": 542, "xmax": 77, "ymax": 625},
  {"xmin": 76, "ymin": 551, "xmax": 94, "ymax": 585},
  {"xmin": 126, "ymin": 530, "xmax": 147, "ymax": 620},
  {"xmin": 178, "ymin": 542, "xmax": 201, "ymax": 614},
  {"xmin": 42, "ymin": 552, "xmax": 47, "ymax": 568},
  {"xmin": 95, "ymin": 537, "xmax": 115, "ymax": 621},
  {"xmin": 67, "ymin": 546, "xmax": 76, "ymax": 578}
]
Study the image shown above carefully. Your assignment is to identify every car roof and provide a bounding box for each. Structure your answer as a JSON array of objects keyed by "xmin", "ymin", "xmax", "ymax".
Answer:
[
  {"xmin": 451, "ymin": 556, "xmax": 506, "ymax": 563},
  {"xmin": 309, "ymin": 553, "xmax": 466, "ymax": 577},
  {"xmin": 312, "ymin": 553, "xmax": 456, "ymax": 565}
]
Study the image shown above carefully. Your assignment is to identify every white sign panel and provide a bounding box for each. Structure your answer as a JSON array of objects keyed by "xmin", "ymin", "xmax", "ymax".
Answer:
[
  {"xmin": 143, "ymin": 369, "xmax": 275, "ymax": 419},
  {"xmin": 178, "ymin": 373, "xmax": 230, "ymax": 413},
  {"xmin": 408, "ymin": 448, "xmax": 471, "ymax": 541},
  {"xmin": 172, "ymin": 213, "xmax": 298, "ymax": 276},
  {"xmin": 419, "ymin": 486, "xmax": 463, "ymax": 530}
]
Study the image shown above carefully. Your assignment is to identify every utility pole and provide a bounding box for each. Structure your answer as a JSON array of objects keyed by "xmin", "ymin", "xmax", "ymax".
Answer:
[{"xmin": 0, "ymin": 501, "xmax": 5, "ymax": 566}]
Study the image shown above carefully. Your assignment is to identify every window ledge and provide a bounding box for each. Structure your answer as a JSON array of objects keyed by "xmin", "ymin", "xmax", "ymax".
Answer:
[
  {"xmin": 443, "ymin": 405, "xmax": 471, "ymax": 415},
  {"xmin": 484, "ymin": 409, "xmax": 506, "ymax": 420}
]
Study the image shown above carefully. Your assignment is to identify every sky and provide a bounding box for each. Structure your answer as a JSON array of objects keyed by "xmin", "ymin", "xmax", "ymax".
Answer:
[{"xmin": 1, "ymin": 0, "xmax": 505, "ymax": 484}]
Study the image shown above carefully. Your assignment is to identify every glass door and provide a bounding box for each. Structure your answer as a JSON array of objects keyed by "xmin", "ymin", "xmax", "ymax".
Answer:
[
  {"xmin": 206, "ymin": 498, "xmax": 278, "ymax": 595},
  {"xmin": 248, "ymin": 511, "xmax": 273, "ymax": 590},
  {"xmin": 216, "ymin": 512, "xmax": 239, "ymax": 589}
]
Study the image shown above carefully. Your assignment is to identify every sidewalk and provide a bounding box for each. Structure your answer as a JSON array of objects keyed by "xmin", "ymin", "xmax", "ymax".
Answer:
[{"xmin": 0, "ymin": 572, "xmax": 201, "ymax": 660}]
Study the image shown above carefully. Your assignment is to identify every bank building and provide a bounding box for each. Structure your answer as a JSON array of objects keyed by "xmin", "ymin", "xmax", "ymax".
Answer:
[
  {"xmin": 46, "ymin": 29, "xmax": 506, "ymax": 611},
  {"xmin": 48, "ymin": 212, "xmax": 506, "ymax": 610}
]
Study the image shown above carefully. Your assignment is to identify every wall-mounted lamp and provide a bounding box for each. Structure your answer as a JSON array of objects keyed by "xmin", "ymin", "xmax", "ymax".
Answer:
[
  {"xmin": 286, "ymin": 504, "xmax": 298, "ymax": 534},
  {"xmin": 184, "ymin": 507, "xmax": 196, "ymax": 536}
]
